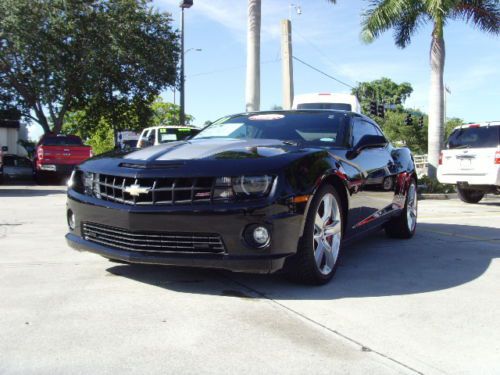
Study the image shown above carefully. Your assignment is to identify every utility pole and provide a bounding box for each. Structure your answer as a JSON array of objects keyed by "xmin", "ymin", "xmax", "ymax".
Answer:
[
  {"xmin": 179, "ymin": 7, "xmax": 186, "ymax": 125},
  {"xmin": 179, "ymin": 0, "xmax": 193, "ymax": 125},
  {"xmin": 281, "ymin": 19, "xmax": 294, "ymax": 110},
  {"xmin": 245, "ymin": 0, "xmax": 261, "ymax": 112}
]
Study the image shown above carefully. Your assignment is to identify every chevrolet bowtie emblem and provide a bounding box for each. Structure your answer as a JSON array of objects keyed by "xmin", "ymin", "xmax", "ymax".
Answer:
[{"xmin": 124, "ymin": 184, "xmax": 150, "ymax": 197}]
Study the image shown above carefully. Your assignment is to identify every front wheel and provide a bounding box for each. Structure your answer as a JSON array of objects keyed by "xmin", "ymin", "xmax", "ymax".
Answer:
[
  {"xmin": 286, "ymin": 184, "xmax": 343, "ymax": 285},
  {"xmin": 385, "ymin": 178, "xmax": 417, "ymax": 239},
  {"xmin": 457, "ymin": 186, "xmax": 484, "ymax": 204}
]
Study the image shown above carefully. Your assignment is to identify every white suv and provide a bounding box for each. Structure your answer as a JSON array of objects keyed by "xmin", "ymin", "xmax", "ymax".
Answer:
[{"xmin": 438, "ymin": 121, "xmax": 500, "ymax": 203}]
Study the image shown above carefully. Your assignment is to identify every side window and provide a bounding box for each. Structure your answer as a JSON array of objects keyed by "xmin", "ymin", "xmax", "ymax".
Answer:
[
  {"xmin": 352, "ymin": 119, "xmax": 380, "ymax": 145},
  {"xmin": 148, "ymin": 130, "xmax": 155, "ymax": 144}
]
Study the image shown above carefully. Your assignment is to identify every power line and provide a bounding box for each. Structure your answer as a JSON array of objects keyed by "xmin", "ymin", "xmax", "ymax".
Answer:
[
  {"xmin": 189, "ymin": 58, "xmax": 280, "ymax": 78},
  {"xmin": 292, "ymin": 55, "xmax": 355, "ymax": 89}
]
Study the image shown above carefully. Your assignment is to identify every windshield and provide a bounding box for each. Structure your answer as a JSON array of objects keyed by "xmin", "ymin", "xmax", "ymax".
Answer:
[
  {"xmin": 194, "ymin": 112, "xmax": 349, "ymax": 147},
  {"xmin": 448, "ymin": 126, "xmax": 499, "ymax": 149},
  {"xmin": 158, "ymin": 128, "xmax": 199, "ymax": 144},
  {"xmin": 42, "ymin": 136, "xmax": 83, "ymax": 146},
  {"xmin": 297, "ymin": 103, "xmax": 352, "ymax": 111}
]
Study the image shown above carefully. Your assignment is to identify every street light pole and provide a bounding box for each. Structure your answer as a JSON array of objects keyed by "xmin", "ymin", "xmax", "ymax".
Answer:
[{"xmin": 179, "ymin": 0, "xmax": 193, "ymax": 125}]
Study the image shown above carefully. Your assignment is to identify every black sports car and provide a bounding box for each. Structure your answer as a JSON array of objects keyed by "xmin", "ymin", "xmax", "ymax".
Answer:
[{"xmin": 66, "ymin": 110, "xmax": 418, "ymax": 285}]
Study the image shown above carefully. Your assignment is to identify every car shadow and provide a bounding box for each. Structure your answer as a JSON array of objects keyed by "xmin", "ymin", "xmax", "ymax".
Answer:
[{"xmin": 106, "ymin": 222, "xmax": 500, "ymax": 300}]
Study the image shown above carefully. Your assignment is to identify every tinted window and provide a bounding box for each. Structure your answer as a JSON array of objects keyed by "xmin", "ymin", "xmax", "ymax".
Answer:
[
  {"xmin": 297, "ymin": 103, "xmax": 352, "ymax": 111},
  {"xmin": 16, "ymin": 158, "xmax": 32, "ymax": 167},
  {"xmin": 448, "ymin": 126, "xmax": 499, "ymax": 149},
  {"xmin": 3, "ymin": 156, "xmax": 31, "ymax": 167},
  {"xmin": 3, "ymin": 156, "xmax": 15, "ymax": 166},
  {"xmin": 352, "ymin": 119, "xmax": 381, "ymax": 145},
  {"xmin": 42, "ymin": 136, "xmax": 83, "ymax": 146},
  {"xmin": 194, "ymin": 112, "xmax": 349, "ymax": 147}
]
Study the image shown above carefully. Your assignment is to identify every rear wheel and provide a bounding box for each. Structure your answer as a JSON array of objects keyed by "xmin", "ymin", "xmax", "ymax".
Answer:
[
  {"xmin": 385, "ymin": 178, "xmax": 417, "ymax": 239},
  {"xmin": 286, "ymin": 184, "xmax": 343, "ymax": 285},
  {"xmin": 457, "ymin": 186, "xmax": 484, "ymax": 204}
]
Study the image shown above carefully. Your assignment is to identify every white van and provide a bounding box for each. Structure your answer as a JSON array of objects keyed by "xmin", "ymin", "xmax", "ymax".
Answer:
[
  {"xmin": 137, "ymin": 125, "xmax": 199, "ymax": 148},
  {"xmin": 292, "ymin": 93, "xmax": 362, "ymax": 114},
  {"xmin": 437, "ymin": 121, "xmax": 500, "ymax": 203}
]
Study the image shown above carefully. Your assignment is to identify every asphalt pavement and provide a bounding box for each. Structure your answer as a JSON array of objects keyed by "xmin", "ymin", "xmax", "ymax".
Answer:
[{"xmin": 1, "ymin": 184, "xmax": 499, "ymax": 374}]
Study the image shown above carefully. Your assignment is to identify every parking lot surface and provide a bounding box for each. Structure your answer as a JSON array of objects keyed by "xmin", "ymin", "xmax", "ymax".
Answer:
[{"xmin": 1, "ymin": 185, "xmax": 499, "ymax": 374}]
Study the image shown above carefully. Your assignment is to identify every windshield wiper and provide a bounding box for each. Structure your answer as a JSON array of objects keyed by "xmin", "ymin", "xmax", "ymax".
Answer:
[{"xmin": 453, "ymin": 144, "xmax": 471, "ymax": 149}]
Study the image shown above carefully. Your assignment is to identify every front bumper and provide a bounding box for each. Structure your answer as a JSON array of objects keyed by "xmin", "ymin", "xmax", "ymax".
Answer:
[{"xmin": 66, "ymin": 190, "xmax": 303, "ymax": 273}]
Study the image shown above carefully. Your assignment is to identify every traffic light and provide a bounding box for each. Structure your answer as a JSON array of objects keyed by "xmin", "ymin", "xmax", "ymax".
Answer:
[
  {"xmin": 369, "ymin": 101, "xmax": 377, "ymax": 116},
  {"xmin": 418, "ymin": 116, "xmax": 424, "ymax": 128},
  {"xmin": 377, "ymin": 104, "xmax": 385, "ymax": 118},
  {"xmin": 405, "ymin": 114, "xmax": 413, "ymax": 126}
]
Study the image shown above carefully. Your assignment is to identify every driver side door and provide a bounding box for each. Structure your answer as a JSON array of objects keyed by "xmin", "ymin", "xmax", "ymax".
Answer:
[{"xmin": 348, "ymin": 118, "xmax": 397, "ymax": 232}]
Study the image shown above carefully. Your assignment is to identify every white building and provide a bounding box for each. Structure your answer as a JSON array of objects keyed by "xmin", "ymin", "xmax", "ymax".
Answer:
[{"xmin": 0, "ymin": 119, "xmax": 28, "ymax": 156}]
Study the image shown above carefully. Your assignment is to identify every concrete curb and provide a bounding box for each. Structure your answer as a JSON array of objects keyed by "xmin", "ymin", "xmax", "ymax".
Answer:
[{"xmin": 418, "ymin": 193, "xmax": 457, "ymax": 200}]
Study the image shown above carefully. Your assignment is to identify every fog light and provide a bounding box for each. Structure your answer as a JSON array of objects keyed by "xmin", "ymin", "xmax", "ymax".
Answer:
[
  {"xmin": 244, "ymin": 224, "xmax": 271, "ymax": 248},
  {"xmin": 253, "ymin": 226, "xmax": 269, "ymax": 245},
  {"xmin": 67, "ymin": 210, "xmax": 75, "ymax": 230}
]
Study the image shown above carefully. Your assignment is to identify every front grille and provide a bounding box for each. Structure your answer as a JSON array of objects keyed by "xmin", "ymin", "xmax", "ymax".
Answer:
[
  {"xmin": 90, "ymin": 173, "xmax": 215, "ymax": 205},
  {"xmin": 82, "ymin": 222, "xmax": 226, "ymax": 254}
]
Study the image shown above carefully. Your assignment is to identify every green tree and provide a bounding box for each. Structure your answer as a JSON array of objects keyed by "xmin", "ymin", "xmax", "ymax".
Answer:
[
  {"xmin": 382, "ymin": 110, "xmax": 428, "ymax": 154},
  {"xmin": 352, "ymin": 78, "xmax": 413, "ymax": 113},
  {"xmin": 0, "ymin": 0, "xmax": 180, "ymax": 134},
  {"xmin": 150, "ymin": 99, "xmax": 194, "ymax": 127},
  {"xmin": 444, "ymin": 117, "xmax": 464, "ymax": 139},
  {"xmin": 63, "ymin": 98, "xmax": 193, "ymax": 154},
  {"xmin": 361, "ymin": 0, "xmax": 499, "ymax": 177}
]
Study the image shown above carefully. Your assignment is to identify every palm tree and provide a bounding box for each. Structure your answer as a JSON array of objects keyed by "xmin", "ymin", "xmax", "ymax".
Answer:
[
  {"xmin": 360, "ymin": 0, "xmax": 499, "ymax": 178},
  {"xmin": 246, "ymin": 0, "xmax": 261, "ymax": 112}
]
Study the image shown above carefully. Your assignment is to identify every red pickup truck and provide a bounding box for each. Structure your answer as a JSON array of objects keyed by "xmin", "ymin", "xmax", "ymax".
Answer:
[{"xmin": 35, "ymin": 134, "xmax": 92, "ymax": 182}]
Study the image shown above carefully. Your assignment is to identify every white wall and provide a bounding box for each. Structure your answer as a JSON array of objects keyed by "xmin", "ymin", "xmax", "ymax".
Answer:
[{"xmin": 0, "ymin": 127, "xmax": 26, "ymax": 156}]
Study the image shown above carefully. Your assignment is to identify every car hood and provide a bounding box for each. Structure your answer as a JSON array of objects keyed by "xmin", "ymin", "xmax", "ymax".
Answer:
[
  {"xmin": 124, "ymin": 138, "xmax": 295, "ymax": 161},
  {"xmin": 79, "ymin": 138, "xmax": 325, "ymax": 177}
]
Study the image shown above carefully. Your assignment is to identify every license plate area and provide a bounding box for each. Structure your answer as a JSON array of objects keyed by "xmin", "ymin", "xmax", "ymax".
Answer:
[{"xmin": 459, "ymin": 159, "xmax": 472, "ymax": 169}]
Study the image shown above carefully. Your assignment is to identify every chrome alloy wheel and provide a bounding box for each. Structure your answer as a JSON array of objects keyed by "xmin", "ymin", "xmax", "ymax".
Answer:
[
  {"xmin": 406, "ymin": 182, "xmax": 417, "ymax": 232},
  {"xmin": 313, "ymin": 193, "xmax": 342, "ymax": 275}
]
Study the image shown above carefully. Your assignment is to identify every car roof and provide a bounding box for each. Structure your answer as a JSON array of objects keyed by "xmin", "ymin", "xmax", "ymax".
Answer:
[
  {"xmin": 452, "ymin": 121, "xmax": 500, "ymax": 131},
  {"xmin": 141, "ymin": 125, "xmax": 198, "ymax": 131}
]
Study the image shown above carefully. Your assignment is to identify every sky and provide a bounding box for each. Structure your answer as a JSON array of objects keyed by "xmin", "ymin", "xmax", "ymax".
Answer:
[{"xmin": 154, "ymin": 0, "xmax": 500, "ymax": 125}]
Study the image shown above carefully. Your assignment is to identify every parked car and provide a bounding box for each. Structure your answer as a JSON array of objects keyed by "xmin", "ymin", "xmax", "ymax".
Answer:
[
  {"xmin": 0, "ymin": 146, "xmax": 7, "ymax": 183},
  {"xmin": 0, "ymin": 154, "xmax": 34, "ymax": 181},
  {"xmin": 438, "ymin": 121, "xmax": 499, "ymax": 203},
  {"xmin": 66, "ymin": 110, "xmax": 417, "ymax": 285},
  {"xmin": 292, "ymin": 93, "xmax": 362, "ymax": 113},
  {"xmin": 137, "ymin": 125, "xmax": 200, "ymax": 148},
  {"xmin": 34, "ymin": 134, "xmax": 92, "ymax": 183},
  {"xmin": 117, "ymin": 131, "xmax": 139, "ymax": 150}
]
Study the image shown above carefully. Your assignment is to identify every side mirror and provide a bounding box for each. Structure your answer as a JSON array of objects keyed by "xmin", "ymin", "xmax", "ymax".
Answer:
[
  {"xmin": 1, "ymin": 146, "xmax": 8, "ymax": 152},
  {"xmin": 355, "ymin": 135, "xmax": 387, "ymax": 152},
  {"xmin": 348, "ymin": 135, "xmax": 387, "ymax": 159}
]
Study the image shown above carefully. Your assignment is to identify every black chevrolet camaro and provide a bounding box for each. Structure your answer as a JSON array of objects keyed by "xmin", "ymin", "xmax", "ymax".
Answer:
[{"xmin": 66, "ymin": 110, "xmax": 417, "ymax": 285}]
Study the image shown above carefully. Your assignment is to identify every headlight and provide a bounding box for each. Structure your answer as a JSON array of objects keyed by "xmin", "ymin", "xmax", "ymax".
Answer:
[
  {"xmin": 67, "ymin": 170, "xmax": 76, "ymax": 188},
  {"xmin": 212, "ymin": 175, "xmax": 274, "ymax": 200},
  {"xmin": 233, "ymin": 175, "xmax": 273, "ymax": 197},
  {"xmin": 82, "ymin": 172, "xmax": 101, "ymax": 197}
]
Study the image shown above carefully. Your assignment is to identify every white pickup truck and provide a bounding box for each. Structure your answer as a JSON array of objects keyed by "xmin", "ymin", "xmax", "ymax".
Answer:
[{"xmin": 438, "ymin": 121, "xmax": 500, "ymax": 203}]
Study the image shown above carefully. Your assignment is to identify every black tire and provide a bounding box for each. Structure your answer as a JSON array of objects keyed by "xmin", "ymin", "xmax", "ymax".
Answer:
[
  {"xmin": 385, "ymin": 178, "xmax": 417, "ymax": 239},
  {"xmin": 35, "ymin": 172, "xmax": 48, "ymax": 185},
  {"xmin": 286, "ymin": 184, "xmax": 344, "ymax": 285},
  {"xmin": 457, "ymin": 186, "xmax": 484, "ymax": 204}
]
